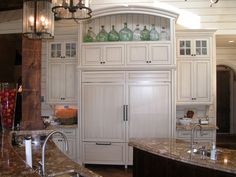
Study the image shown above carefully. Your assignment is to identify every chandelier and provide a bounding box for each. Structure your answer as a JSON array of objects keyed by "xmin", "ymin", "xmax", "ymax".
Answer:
[
  {"xmin": 52, "ymin": 0, "xmax": 92, "ymax": 22},
  {"xmin": 23, "ymin": 0, "xmax": 54, "ymax": 39},
  {"xmin": 185, "ymin": 0, "xmax": 219, "ymax": 7}
]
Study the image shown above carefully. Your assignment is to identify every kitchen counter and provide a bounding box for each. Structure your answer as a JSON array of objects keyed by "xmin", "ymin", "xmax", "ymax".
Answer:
[
  {"xmin": 129, "ymin": 138, "xmax": 236, "ymax": 176},
  {"xmin": 0, "ymin": 130, "xmax": 102, "ymax": 177}
]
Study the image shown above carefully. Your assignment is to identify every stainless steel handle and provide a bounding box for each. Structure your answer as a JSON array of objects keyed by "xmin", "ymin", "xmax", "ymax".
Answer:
[
  {"xmin": 125, "ymin": 105, "xmax": 128, "ymax": 121},
  {"xmin": 123, "ymin": 105, "xmax": 126, "ymax": 121},
  {"xmin": 96, "ymin": 142, "xmax": 112, "ymax": 146}
]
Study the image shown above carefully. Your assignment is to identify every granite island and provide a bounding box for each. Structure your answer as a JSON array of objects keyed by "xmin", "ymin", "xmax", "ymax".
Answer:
[
  {"xmin": 129, "ymin": 138, "xmax": 236, "ymax": 177},
  {"xmin": 0, "ymin": 130, "xmax": 102, "ymax": 177}
]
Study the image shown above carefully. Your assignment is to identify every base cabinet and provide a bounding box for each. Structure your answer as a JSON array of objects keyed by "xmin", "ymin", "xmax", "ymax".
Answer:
[
  {"xmin": 176, "ymin": 129, "xmax": 215, "ymax": 142},
  {"xmin": 52, "ymin": 128, "xmax": 77, "ymax": 161},
  {"xmin": 133, "ymin": 148, "xmax": 235, "ymax": 177}
]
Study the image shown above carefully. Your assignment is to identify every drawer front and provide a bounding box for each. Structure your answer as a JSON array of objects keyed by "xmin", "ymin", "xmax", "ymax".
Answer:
[
  {"xmin": 83, "ymin": 142, "xmax": 125, "ymax": 164},
  {"xmin": 196, "ymin": 130, "xmax": 213, "ymax": 139},
  {"xmin": 177, "ymin": 130, "xmax": 191, "ymax": 139},
  {"xmin": 52, "ymin": 128, "xmax": 76, "ymax": 138}
]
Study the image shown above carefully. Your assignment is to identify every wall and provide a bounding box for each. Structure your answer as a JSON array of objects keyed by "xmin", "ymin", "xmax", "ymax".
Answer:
[{"xmin": 1, "ymin": 0, "xmax": 236, "ymax": 35}]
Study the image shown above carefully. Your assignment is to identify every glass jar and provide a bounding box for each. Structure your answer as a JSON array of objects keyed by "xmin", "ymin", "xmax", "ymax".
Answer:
[
  {"xmin": 96, "ymin": 25, "xmax": 108, "ymax": 42},
  {"xmin": 108, "ymin": 25, "xmax": 120, "ymax": 41},
  {"xmin": 133, "ymin": 24, "xmax": 141, "ymax": 41},
  {"xmin": 119, "ymin": 22, "xmax": 133, "ymax": 41},
  {"xmin": 0, "ymin": 83, "xmax": 17, "ymax": 131},
  {"xmin": 140, "ymin": 26, "xmax": 150, "ymax": 41},
  {"xmin": 160, "ymin": 26, "xmax": 167, "ymax": 41},
  {"xmin": 83, "ymin": 27, "xmax": 96, "ymax": 42},
  {"xmin": 150, "ymin": 24, "xmax": 159, "ymax": 41}
]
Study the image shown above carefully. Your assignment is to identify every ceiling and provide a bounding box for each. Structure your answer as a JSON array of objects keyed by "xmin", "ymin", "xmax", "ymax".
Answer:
[
  {"xmin": 216, "ymin": 35, "xmax": 236, "ymax": 48},
  {"xmin": 0, "ymin": 0, "xmax": 22, "ymax": 11}
]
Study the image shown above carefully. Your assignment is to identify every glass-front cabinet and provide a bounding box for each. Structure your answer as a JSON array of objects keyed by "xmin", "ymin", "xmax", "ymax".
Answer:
[
  {"xmin": 49, "ymin": 42, "xmax": 77, "ymax": 60},
  {"xmin": 177, "ymin": 38, "xmax": 210, "ymax": 58}
]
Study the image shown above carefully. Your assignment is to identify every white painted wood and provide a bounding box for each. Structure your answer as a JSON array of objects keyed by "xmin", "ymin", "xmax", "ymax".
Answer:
[
  {"xmin": 81, "ymin": 44, "xmax": 125, "ymax": 66},
  {"xmin": 177, "ymin": 60, "xmax": 211, "ymax": 103},
  {"xmin": 176, "ymin": 129, "xmax": 215, "ymax": 142},
  {"xmin": 82, "ymin": 83, "xmax": 126, "ymax": 142},
  {"xmin": 126, "ymin": 42, "xmax": 171, "ymax": 65},
  {"xmin": 127, "ymin": 71, "xmax": 171, "ymax": 82},
  {"xmin": 83, "ymin": 142, "xmax": 126, "ymax": 164}
]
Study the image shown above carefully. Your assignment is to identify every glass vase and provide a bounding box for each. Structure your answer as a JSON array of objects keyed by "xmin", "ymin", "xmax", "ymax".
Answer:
[
  {"xmin": 160, "ymin": 26, "xmax": 167, "ymax": 41},
  {"xmin": 140, "ymin": 26, "xmax": 150, "ymax": 41},
  {"xmin": 96, "ymin": 25, "xmax": 108, "ymax": 42},
  {"xmin": 119, "ymin": 22, "xmax": 133, "ymax": 41},
  {"xmin": 0, "ymin": 83, "xmax": 17, "ymax": 131},
  {"xmin": 83, "ymin": 27, "xmax": 96, "ymax": 42},
  {"xmin": 108, "ymin": 25, "xmax": 120, "ymax": 41},
  {"xmin": 133, "ymin": 24, "xmax": 141, "ymax": 41},
  {"xmin": 150, "ymin": 24, "xmax": 159, "ymax": 41}
]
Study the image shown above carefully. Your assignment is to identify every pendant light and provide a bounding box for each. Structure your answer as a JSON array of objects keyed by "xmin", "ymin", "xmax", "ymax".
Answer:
[
  {"xmin": 52, "ymin": 0, "xmax": 92, "ymax": 22},
  {"xmin": 23, "ymin": 0, "xmax": 54, "ymax": 39}
]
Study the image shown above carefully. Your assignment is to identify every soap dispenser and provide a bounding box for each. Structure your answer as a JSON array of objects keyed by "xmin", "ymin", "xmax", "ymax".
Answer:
[{"xmin": 210, "ymin": 142, "xmax": 217, "ymax": 160}]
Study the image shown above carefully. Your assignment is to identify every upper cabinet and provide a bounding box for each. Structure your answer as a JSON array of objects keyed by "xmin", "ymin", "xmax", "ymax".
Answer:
[
  {"xmin": 177, "ymin": 38, "xmax": 210, "ymax": 58},
  {"xmin": 49, "ymin": 41, "xmax": 77, "ymax": 61},
  {"xmin": 80, "ymin": 13, "xmax": 176, "ymax": 68}
]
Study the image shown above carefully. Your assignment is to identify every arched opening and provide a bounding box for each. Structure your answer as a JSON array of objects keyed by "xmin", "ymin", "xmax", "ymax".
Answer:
[{"xmin": 216, "ymin": 64, "xmax": 236, "ymax": 149}]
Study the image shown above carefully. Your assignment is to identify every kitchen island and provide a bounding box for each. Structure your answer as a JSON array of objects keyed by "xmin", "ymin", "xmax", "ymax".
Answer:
[
  {"xmin": 0, "ymin": 130, "xmax": 102, "ymax": 177},
  {"xmin": 129, "ymin": 138, "xmax": 236, "ymax": 177}
]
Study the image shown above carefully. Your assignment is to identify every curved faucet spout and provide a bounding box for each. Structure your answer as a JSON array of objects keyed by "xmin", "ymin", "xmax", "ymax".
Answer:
[
  {"xmin": 41, "ymin": 130, "xmax": 69, "ymax": 176},
  {"xmin": 191, "ymin": 124, "xmax": 202, "ymax": 153}
]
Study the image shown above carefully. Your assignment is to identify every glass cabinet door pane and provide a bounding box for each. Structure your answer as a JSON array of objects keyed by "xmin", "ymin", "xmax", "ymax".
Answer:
[
  {"xmin": 186, "ymin": 49, "xmax": 191, "ymax": 55},
  {"xmin": 186, "ymin": 41, "xmax": 191, "ymax": 47},
  {"xmin": 51, "ymin": 43, "xmax": 61, "ymax": 58},
  {"xmin": 195, "ymin": 40, "xmax": 207, "ymax": 56},
  {"xmin": 65, "ymin": 43, "xmax": 76, "ymax": 58}
]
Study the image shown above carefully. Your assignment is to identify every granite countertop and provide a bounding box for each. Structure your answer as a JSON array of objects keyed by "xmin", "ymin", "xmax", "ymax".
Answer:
[
  {"xmin": 129, "ymin": 138, "xmax": 236, "ymax": 175},
  {"xmin": 176, "ymin": 124, "xmax": 218, "ymax": 130},
  {"xmin": 0, "ymin": 130, "xmax": 102, "ymax": 177}
]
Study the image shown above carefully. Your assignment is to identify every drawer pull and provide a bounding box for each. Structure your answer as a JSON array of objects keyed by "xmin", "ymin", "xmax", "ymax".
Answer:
[{"xmin": 96, "ymin": 142, "xmax": 112, "ymax": 146}]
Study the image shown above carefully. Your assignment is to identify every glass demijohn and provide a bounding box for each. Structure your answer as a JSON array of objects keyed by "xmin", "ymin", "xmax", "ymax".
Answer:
[
  {"xmin": 133, "ymin": 24, "xmax": 141, "ymax": 41},
  {"xmin": 83, "ymin": 27, "xmax": 96, "ymax": 42},
  {"xmin": 140, "ymin": 26, "xmax": 150, "ymax": 41},
  {"xmin": 119, "ymin": 22, "xmax": 133, "ymax": 41},
  {"xmin": 108, "ymin": 25, "xmax": 120, "ymax": 41},
  {"xmin": 150, "ymin": 24, "xmax": 159, "ymax": 41},
  {"xmin": 96, "ymin": 26, "xmax": 108, "ymax": 42}
]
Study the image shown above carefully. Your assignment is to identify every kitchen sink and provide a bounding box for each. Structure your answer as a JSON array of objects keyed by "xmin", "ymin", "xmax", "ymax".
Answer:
[
  {"xmin": 47, "ymin": 169, "xmax": 85, "ymax": 177},
  {"xmin": 187, "ymin": 147, "xmax": 211, "ymax": 157}
]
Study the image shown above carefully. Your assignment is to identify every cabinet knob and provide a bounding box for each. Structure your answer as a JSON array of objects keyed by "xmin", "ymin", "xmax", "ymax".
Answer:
[
  {"xmin": 103, "ymin": 61, "xmax": 106, "ymax": 64},
  {"xmin": 60, "ymin": 56, "xmax": 65, "ymax": 58},
  {"xmin": 100, "ymin": 61, "xmax": 103, "ymax": 64},
  {"xmin": 146, "ymin": 61, "xmax": 149, "ymax": 63},
  {"xmin": 149, "ymin": 61, "xmax": 152, "ymax": 63},
  {"xmin": 61, "ymin": 98, "xmax": 65, "ymax": 100}
]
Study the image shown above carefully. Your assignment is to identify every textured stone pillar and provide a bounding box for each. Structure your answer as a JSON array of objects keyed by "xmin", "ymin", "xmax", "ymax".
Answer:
[{"xmin": 21, "ymin": 36, "xmax": 44, "ymax": 130}]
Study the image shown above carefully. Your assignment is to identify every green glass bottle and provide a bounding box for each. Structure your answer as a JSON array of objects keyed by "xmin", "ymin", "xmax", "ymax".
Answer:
[
  {"xmin": 83, "ymin": 27, "xmax": 96, "ymax": 42},
  {"xmin": 140, "ymin": 26, "xmax": 150, "ymax": 41},
  {"xmin": 133, "ymin": 24, "xmax": 141, "ymax": 41},
  {"xmin": 119, "ymin": 22, "xmax": 133, "ymax": 41},
  {"xmin": 96, "ymin": 25, "xmax": 108, "ymax": 42},
  {"xmin": 108, "ymin": 25, "xmax": 120, "ymax": 41}
]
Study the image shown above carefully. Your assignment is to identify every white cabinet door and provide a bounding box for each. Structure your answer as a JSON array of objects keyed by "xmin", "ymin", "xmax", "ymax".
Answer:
[
  {"xmin": 177, "ymin": 38, "xmax": 209, "ymax": 58},
  {"xmin": 177, "ymin": 61, "xmax": 211, "ymax": 103},
  {"xmin": 128, "ymin": 83, "xmax": 171, "ymax": 138},
  {"xmin": 49, "ymin": 41, "xmax": 77, "ymax": 60},
  {"xmin": 48, "ymin": 62, "xmax": 77, "ymax": 103},
  {"xmin": 82, "ymin": 44, "xmax": 124, "ymax": 66},
  {"xmin": 82, "ymin": 83, "xmax": 126, "ymax": 142},
  {"xmin": 127, "ymin": 43, "xmax": 171, "ymax": 65}
]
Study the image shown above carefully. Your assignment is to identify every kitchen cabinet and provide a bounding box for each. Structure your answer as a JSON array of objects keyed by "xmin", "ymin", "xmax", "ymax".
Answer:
[
  {"xmin": 49, "ymin": 41, "xmax": 77, "ymax": 60},
  {"xmin": 126, "ymin": 42, "xmax": 171, "ymax": 65},
  {"xmin": 48, "ymin": 62, "xmax": 77, "ymax": 103},
  {"xmin": 52, "ymin": 128, "xmax": 77, "ymax": 161},
  {"xmin": 81, "ymin": 44, "xmax": 125, "ymax": 66},
  {"xmin": 176, "ymin": 129, "xmax": 215, "ymax": 142},
  {"xmin": 176, "ymin": 38, "xmax": 210, "ymax": 58},
  {"xmin": 81, "ymin": 71, "xmax": 173, "ymax": 165},
  {"xmin": 47, "ymin": 40, "xmax": 77, "ymax": 104},
  {"xmin": 177, "ymin": 60, "xmax": 211, "ymax": 103}
]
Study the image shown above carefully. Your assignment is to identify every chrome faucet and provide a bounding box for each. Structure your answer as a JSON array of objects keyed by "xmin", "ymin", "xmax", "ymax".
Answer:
[
  {"xmin": 39, "ymin": 130, "xmax": 69, "ymax": 176},
  {"xmin": 190, "ymin": 124, "xmax": 202, "ymax": 153}
]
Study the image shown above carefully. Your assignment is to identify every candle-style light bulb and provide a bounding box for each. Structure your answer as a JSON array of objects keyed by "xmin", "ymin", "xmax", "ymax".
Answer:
[{"xmin": 29, "ymin": 16, "xmax": 34, "ymax": 26}]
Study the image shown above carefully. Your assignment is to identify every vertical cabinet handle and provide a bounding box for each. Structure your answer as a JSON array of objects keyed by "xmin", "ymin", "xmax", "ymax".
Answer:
[{"xmin": 123, "ymin": 105, "xmax": 128, "ymax": 121}]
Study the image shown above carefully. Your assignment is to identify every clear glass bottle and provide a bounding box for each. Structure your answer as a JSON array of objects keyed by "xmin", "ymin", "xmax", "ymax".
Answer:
[
  {"xmin": 83, "ymin": 27, "xmax": 96, "ymax": 42},
  {"xmin": 140, "ymin": 26, "xmax": 150, "ymax": 41},
  {"xmin": 160, "ymin": 26, "xmax": 167, "ymax": 41},
  {"xmin": 108, "ymin": 25, "xmax": 120, "ymax": 41},
  {"xmin": 149, "ymin": 24, "xmax": 159, "ymax": 41},
  {"xmin": 133, "ymin": 24, "xmax": 141, "ymax": 41},
  {"xmin": 96, "ymin": 25, "xmax": 108, "ymax": 42},
  {"xmin": 119, "ymin": 22, "xmax": 133, "ymax": 41}
]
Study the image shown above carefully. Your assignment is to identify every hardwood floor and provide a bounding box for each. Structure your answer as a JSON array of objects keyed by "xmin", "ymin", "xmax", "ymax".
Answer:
[{"xmin": 85, "ymin": 165, "xmax": 133, "ymax": 177}]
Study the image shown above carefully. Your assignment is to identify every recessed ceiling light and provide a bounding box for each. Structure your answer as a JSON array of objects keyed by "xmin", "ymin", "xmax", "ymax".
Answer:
[{"xmin": 228, "ymin": 40, "xmax": 235, "ymax": 43}]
